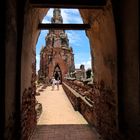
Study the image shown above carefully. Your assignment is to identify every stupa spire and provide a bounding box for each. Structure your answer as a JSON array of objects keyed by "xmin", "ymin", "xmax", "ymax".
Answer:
[{"xmin": 51, "ymin": 8, "xmax": 63, "ymax": 23}]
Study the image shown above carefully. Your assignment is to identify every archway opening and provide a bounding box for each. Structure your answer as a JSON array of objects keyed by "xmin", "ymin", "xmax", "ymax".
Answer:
[
  {"xmin": 21, "ymin": 4, "xmax": 118, "ymax": 140},
  {"xmin": 53, "ymin": 64, "xmax": 62, "ymax": 83},
  {"xmin": 35, "ymin": 8, "xmax": 92, "ymax": 127}
]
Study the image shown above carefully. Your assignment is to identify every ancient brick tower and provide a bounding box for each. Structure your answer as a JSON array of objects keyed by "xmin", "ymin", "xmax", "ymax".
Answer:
[{"xmin": 38, "ymin": 8, "xmax": 75, "ymax": 83}]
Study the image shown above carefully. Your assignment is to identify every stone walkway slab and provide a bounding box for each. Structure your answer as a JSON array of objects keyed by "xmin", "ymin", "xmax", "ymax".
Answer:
[
  {"xmin": 31, "ymin": 124, "xmax": 102, "ymax": 140},
  {"xmin": 36, "ymin": 85, "xmax": 88, "ymax": 125},
  {"xmin": 31, "ymin": 85, "xmax": 102, "ymax": 140}
]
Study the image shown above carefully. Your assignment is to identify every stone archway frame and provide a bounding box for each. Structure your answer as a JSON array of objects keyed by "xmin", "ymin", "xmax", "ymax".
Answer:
[{"xmin": 21, "ymin": 3, "xmax": 118, "ymax": 140}]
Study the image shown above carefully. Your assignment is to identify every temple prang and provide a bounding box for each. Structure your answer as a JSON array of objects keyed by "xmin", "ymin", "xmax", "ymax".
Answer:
[{"xmin": 38, "ymin": 8, "xmax": 75, "ymax": 83}]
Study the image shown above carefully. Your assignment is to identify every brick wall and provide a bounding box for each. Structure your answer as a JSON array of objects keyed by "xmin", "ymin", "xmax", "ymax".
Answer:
[
  {"xmin": 21, "ymin": 49, "xmax": 37, "ymax": 140},
  {"xmin": 63, "ymin": 79, "xmax": 121, "ymax": 140},
  {"xmin": 21, "ymin": 88, "xmax": 36, "ymax": 140}
]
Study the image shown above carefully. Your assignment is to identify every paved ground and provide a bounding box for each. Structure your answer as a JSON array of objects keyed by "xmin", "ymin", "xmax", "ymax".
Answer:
[
  {"xmin": 30, "ymin": 85, "xmax": 102, "ymax": 140},
  {"xmin": 30, "ymin": 124, "xmax": 102, "ymax": 140}
]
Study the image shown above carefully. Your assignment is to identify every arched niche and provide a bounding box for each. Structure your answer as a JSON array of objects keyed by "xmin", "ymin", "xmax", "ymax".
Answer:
[{"xmin": 53, "ymin": 64, "xmax": 62, "ymax": 83}]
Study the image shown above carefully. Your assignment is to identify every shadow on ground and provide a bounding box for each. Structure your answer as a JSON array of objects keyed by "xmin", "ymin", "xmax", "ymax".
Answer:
[{"xmin": 30, "ymin": 124, "xmax": 102, "ymax": 140}]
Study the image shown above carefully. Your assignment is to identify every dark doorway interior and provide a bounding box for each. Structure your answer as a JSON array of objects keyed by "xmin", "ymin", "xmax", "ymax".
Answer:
[{"xmin": 53, "ymin": 64, "xmax": 62, "ymax": 83}]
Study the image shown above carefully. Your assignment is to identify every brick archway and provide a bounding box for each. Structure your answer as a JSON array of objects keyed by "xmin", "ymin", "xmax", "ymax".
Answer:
[
  {"xmin": 21, "ymin": 5, "xmax": 119, "ymax": 140},
  {"xmin": 2, "ymin": 0, "xmax": 139, "ymax": 140},
  {"xmin": 53, "ymin": 64, "xmax": 62, "ymax": 83}
]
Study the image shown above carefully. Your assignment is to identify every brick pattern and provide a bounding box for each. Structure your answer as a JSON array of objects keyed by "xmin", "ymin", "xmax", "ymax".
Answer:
[
  {"xmin": 31, "ymin": 124, "xmax": 102, "ymax": 140},
  {"xmin": 38, "ymin": 9, "xmax": 75, "ymax": 84},
  {"xmin": 62, "ymin": 83, "xmax": 96, "ymax": 126},
  {"xmin": 63, "ymin": 80, "xmax": 94, "ymax": 104},
  {"xmin": 63, "ymin": 79, "xmax": 120, "ymax": 140},
  {"xmin": 62, "ymin": 83, "xmax": 79, "ymax": 111},
  {"xmin": 21, "ymin": 88, "xmax": 37, "ymax": 140},
  {"xmin": 21, "ymin": 49, "xmax": 37, "ymax": 140},
  {"xmin": 39, "ymin": 47, "xmax": 73, "ymax": 83}
]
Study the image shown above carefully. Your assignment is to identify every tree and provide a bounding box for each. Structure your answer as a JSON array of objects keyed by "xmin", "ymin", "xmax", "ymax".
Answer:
[{"xmin": 86, "ymin": 68, "xmax": 91, "ymax": 79}]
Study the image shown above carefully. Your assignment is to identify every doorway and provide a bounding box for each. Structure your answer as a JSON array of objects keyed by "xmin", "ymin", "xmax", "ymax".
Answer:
[{"xmin": 53, "ymin": 64, "xmax": 62, "ymax": 83}]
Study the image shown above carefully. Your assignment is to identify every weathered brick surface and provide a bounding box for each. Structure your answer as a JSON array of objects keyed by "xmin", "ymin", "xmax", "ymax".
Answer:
[
  {"xmin": 78, "ymin": 97, "xmax": 96, "ymax": 125},
  {"xmin": 21, "ymin": 49, "xmax": 37, "ymax": 140},
  {"xmin": 38, "ymin": 9, "xmax": 75, "ymax": 84},
  {"xmin": 63, "ymin": 79, "xmax": 120, "ymax": 140},
  {"xmin": 62, "ymin": 82, "xmax": 96, "ymax": 125},
  {"xmin": 31, "ymin": 124, "xmax": 102, "ymax": 140},
  {"xmin": 62, "ymin": 84, "xmax": 79, "ymax": 111},
  {"xmin": 21, "ymin": 88, "xmax": 36, "ymax": 140}
]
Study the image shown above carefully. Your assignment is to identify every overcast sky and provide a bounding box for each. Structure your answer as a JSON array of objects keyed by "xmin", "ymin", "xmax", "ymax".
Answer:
[{"xmin": 36, "ymin": 8, "xmax": 91, "ymax": 72}]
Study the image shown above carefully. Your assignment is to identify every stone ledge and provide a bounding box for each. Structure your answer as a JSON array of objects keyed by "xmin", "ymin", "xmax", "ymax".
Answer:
[
  {"xmin": 63, "ymin": 82, "xmax": 93, "ymax": 107},
  {"xmin": 62, "ymin": 82, "xmax": 96, "ymax": 125}
]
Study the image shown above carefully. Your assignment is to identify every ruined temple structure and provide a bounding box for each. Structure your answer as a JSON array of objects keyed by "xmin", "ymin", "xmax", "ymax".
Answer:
[
  {"xmin": 74, "ymin": 64, "xmax": 86, "ymax": 80},
  {"xmin": 38, "ymin": 8, "xmax": 75, "ymax": 83},
  {"xmin": 1, "ymin": 0, "xmax": 139, "ymax": 140}
]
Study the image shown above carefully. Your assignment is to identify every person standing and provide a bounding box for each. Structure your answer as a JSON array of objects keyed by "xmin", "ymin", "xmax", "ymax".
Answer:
[
  {"xmin": 56, "ymin": 78, "xmax": 60, "ymax": 90},
  {"xmin": 51, "ymin": 77, "xmax": 56, "ymax": 90}
]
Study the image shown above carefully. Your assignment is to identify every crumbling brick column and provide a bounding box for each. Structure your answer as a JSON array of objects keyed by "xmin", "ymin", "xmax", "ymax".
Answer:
[{"xmin": 21, "ymin": 49, "xmax": 37, "ymax": 140}]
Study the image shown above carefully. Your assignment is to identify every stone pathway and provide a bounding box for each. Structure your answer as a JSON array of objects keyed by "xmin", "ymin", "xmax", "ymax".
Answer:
[{"xmin": 30, "ymin": 85, "xmax": 102, "ymax": 140}]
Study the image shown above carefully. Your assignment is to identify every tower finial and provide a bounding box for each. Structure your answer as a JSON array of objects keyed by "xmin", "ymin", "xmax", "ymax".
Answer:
[{"xmin": 51, "ymin": 8, "xmax": 63, "ymax": 23}]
